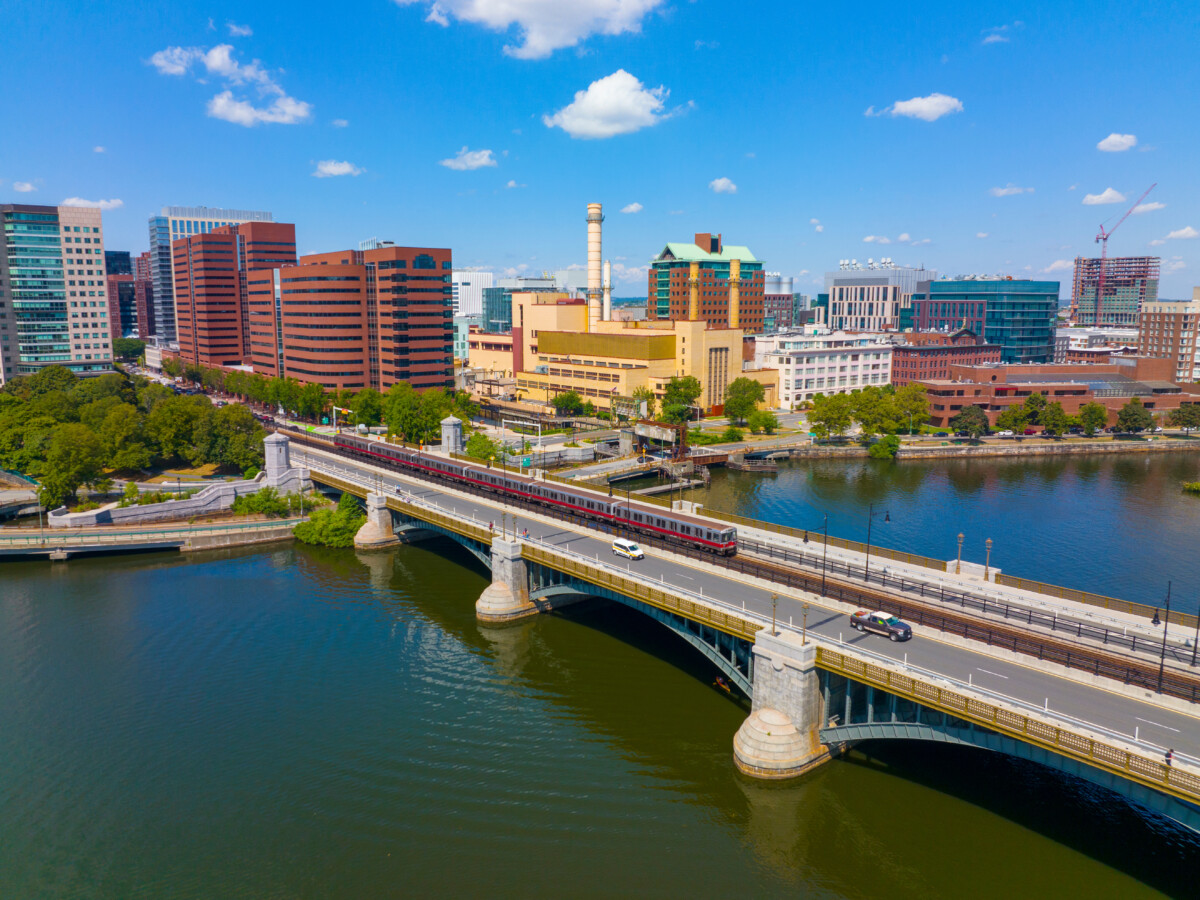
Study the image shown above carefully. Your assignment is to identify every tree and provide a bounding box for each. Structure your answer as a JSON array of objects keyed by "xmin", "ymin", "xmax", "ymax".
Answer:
[
  {"xmin": 145, "ymin": 396, "xmax": 204, "ymax": 461},
  {"xmin": 40, "ymin": 423, "xmax": 104, "ymax": 507},
  {"xmin": 552, "ymin": 390, "xmax": 585, "ymax": 416},
  {"xmin": 1023, "ymin": 391, "xmax": 1048, "ymax": 422},
  {"xmin": 661, "ymin": 376, "xmax": 702, "ymax": 424},
  {"xmin": 347, "ymin": 388, "xmax": 383, "ymax": 427},
  {"xmin": 161, "ymin": 356, "xmax": 182, "ymax": 379},
  {"xmin": 293, "ymin": 492, "xmax": 366, "ymax": 548},
  {"xmin": 849, "ymin": 386, "xmax": 897, "ymax": 439},
  {"xmin": 868, "ymin": 434, "xmax": 902, "ymax": 459},
  {"xmin": 1040, "ymin": 401, "xmax": 1070, "ymax": 437},
  {"xmin": 721, "ymin": 426, "xmax": 743, "ymax": 442},
  {"xmin": 747, "ymin": 410, "xmax": 779, "ymax": 435},
  {"xmin": 807, "ymin": 393, "xmax": 853, "ymax": 440},
  {"xmin": 1116, "ymin": 397, "xmax": 1154, "ymax": 433},
  {"xmin": 465, "ymin": 432, "xmax": 500, "ymax": 460},
  {"xmin": 297, "ymin": 383, "xmax": 327, "ymax": 421},
  {"xmin": 112, "ymin": 338, "xmax": 146, "ymax": 361},
  {"xmin": 994, "ymin": 404, "xmax": 1030, "ymax": 432},
  {"xmin": 383, "ymin": 383, "xmax": 443, "ymax": 444},
  {"xmin": 1167, "ymin": 404, "xmax": 1200, "ymax": 434},
  {"xmin": 893, "ymin": 383, "xmax": 931, "ymax": 434},
  {"xmin": 1078, "ymin": 402, "xmax": 1108, "ymax": 436},
  {"xmin": 98, "ymin": 404, "xmax": 154, "ymax": 471},
  {"xmin": 949, "ymin": 404, "xmax": 990, "ymax": 439},
  {"xmin": 723, "ymin": 377, "xmax": 766, "ymax": 425},
  {"xmin": 631, "ymin": 386, "xmax": 656, "ymax": 419}
]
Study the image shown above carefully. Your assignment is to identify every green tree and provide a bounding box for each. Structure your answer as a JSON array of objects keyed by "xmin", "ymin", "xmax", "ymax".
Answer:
[
  {"xmin": 29, "ymin": 390, "xmax": 79, "ymax": 423},
  {"xmin": 1116, "ymin": 397, "xmax": 1154, "ymax": 433},
  {"xmin": 145, "ymin": 396, "xmax": 204, "ymax": 461},
  {"xmin": 98, "ymin": 404, "xmax": 155, "ymax": 471},
  {"xmin": 465, "ymin": 432, "xmax": 500, "ymax": 460},
  {"xmin": 868, "ymin": 434, "xmax": 902, "ymax": 459},
  {"xmin": 552, "ymin": 390, "xmax": 585, "ymax": 415},
  {"xmin": 849, "ymin": 386, "xmax": 898, "ymax": 439},
  {"xmin": 723, "ymin": 377, "xmax": 766, "ymax": 425},
  {"xmin": 1167, "ymin": 404, "xmax": 1200, "ymax": 434},
  {"xmin": 893, "ymin": 383, "xmax": 931, "ymax": 434},
  {"xmin": 112, "ymin": 338, "xmax": 146, "ymax": 361},
  {"xmin": 1023, "ymin": 391, "xmax": 1048, "ymax": 423},
  {"xmin": 994, "ymin": 404, "xmax": 1030, "ymax": 432},
  {"xmin": 949, "ymin": 404, "xmax": 990, "ymax": 439},
  {"xmin": 661, "ymin": 376, "xmax": 702, "ymax": 424},
  {"xmin": 747, "ymin": 410, "xmax": 780, "ymax": 435},
  {"xmin": 192, "ymin": 405, "xmax": 265, "ymax": 470},
  {"xmin": 383, "ymin": 383, "xmax": 444, "ymax": 444},
  {"xmin": 40, "ymin": 423, "xmax": 104, "ymax": 507},
  {"xmin": 346, "ymin": 388, "xmax": 383, "ymax": 427},
  {"xmin": 1078, "ymin": 402, "xmax": 1108, "ymax": 436},
  {"xmin": 721, "ymin": 425, "xmax": 744, "ymax": 442},
  {"xmin": 293, "ymin": 492, "xmax": 366, "ymax": 548},
  {"xmin": 161, "ymin": 356, "xmax": 182, "ymax": 379},
  {"xmin": 631, "ymin": 385, "xmax": 656, "ymax": 419},
  {"xmin": 1040, "ymin": 401, "xmax": 1070, "ymax": 436},
  {"xmin": 297, "ymin": 382, "xmax": 327, "ymax": 420},
  {"xmin": 71, "ymin": 372, "xmax": 133, "ymax": 406},
  {"xmin": 807, "ymin": 393, "xmax": 854, "ymax": 440}
]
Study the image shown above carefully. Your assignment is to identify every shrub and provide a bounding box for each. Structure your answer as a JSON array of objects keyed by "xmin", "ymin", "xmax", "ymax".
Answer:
[
  {"xmin": 868, "ymin": 434, "xmax": 902, "ymax": 460},
  {"xmin": 722, "ymin": 426, "xmax": 744, "ymax": 442},
  {"xmin": 1184, "ymin": 482, "xmax": 1200, "ymax": 495}
]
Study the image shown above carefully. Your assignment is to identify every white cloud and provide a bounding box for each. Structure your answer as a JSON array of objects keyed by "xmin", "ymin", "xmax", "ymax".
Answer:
[
  {"xmin": 439, "ymin": 146, "xmax": 498, "ymax": 170},
  {"xmin": 331, "ymin": 118, "xmax": 349, "ymax": 128},
  {"xmin": 13, "ymin": 181, "xmax": 35, "ymax": 192},
  {"xmin": 149, "ymin": 43, "xmax": 311, "ymax": 127},
  {"xmin": 227, "ymin": 22, "xmax": 253, "ymax": 37},
  {"xmin": 1097, "ymin": 133, "xmax": 1137, "ymax": 152},
  {"xmin": 797, "ymin": 269, "xmax": 810, "ymax": 276},
  {"xmin": 976, "ymin": 232, "xmax": 989, "ymax": 238},
  {"xmin": 989, "ymin": 183, "xmax": 1033, "ymax": 197},
  {"xmin": 815, "ymin": 225, "xmax": 824, "ymax": 232},
  {"xmin": 1167, "ymin": 257, "xmax": 1186, "ymax": 272},
  {"xmin": 982, "ymin": 33, "xmax": 1009, "ymax": 44},
  {"xmin": 1132, "ymin": 201, "xmax": 1165, "ymax": 214},
  {"xmin": 611, "ymin": 261, "xmax": 650, "ymax": 283},
  {"xmin": 61, "ymin": 197, "xmax": 123, "ymax": 210},
  {"xmin": 505, "ymin": 179, "xmax": 526, "ymax": 188},
  {"xmin": 910, "ymin": 238, "xmax": 932, "ymax": 246},
  {"xmin": 620, "ymin": 202, "xmax": 643, "ymax": 213},
  {"xmin": 810, "ymin": 218, "xmax": 824, "ymax": 233},
  {"xmin": 207, "ymin": 91, "xmax": 312, "ymax": 126},
  {"xmin": 1149, "ymin": 239, "xmax": 1166, "ymax": 246},
  {"xmin": 862, "ymin": 235, "xmax": 891, "ymax": 244},
  {"xmin": 695, "ymin": 39, "xmax": 719, "ymax": 50},
  {"xmin": 312, "ymin": 160, "xmax": 363, "ymax": 177},
  {"xmin": 867, "ymin": 92, "xmax": 963, "ymax": 122},
  {"xmin": 1082, "ymin": 187, "xmax": 1126, "ymax": 205},
  {"xmin": 1068, "ymin": 184, "xmax": 1078, "ymax": 191},
  {"xmin": 1043, "ymin": 259, "xmax": 1074, "ymax": 273},
  {"xmin": 93, "ymin": 145, "xmax": 105, "ymax": 153},
  {"xmin": 1166, "ymin": 226, "xmax": 1199, "ymax": 240},
  {"xmin": 392, "ymin": 0, "xmax": 665, "ymax": 59},
  {"xmin": 709, "ymin": 177, "xmax": 736, "ymax": 194},
  {"xmin": 543, "ymin": 69, "xmax": 674, "ymax": 139},
  {"xmin": 897, "ymin": 232, "xmax": 911, "ymax": 242}
]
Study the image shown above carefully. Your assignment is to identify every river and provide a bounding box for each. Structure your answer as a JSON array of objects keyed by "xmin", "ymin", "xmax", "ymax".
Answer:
[
  {"xmin": 2, "ymin": 541, "xmax": 1197, "ymax": 898},
  {"xmin": 677, "ymin": 449, "xmax": 1200, "ymax": 612}
]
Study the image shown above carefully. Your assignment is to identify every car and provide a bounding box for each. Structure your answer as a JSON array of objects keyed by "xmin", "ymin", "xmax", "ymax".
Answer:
[
  {"xmin": 954, "ymin": 430, "xmax": 971, "ymax": 437},
  {"xmin": 612, "ymin": 538, "xmax": 644, "ymax": 560},
  {"xmin": 1154, "ymin": 426, "xmax": 1164, "ymax": 433},
  {"xmin": 934, "ymin": 431, "xmax": 949, "ymax": 437},
  {"xmin": 1023, "ymin": 427, "xmax": 1037, "ymax": 435},
  {"xmin": 996, "ymin": 430, "xmax": 1014, "ymax": 437},
  {"xmin": 850, "ymin": 610, "xmax": 913, "ymax": 642}
]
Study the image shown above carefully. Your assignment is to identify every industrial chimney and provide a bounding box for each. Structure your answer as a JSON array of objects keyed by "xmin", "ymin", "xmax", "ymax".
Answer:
[
  {"xmin": 729, "ymin": 258, "xmax": 741, "ymax": 330},
  {"xmin": 586, "ymin": 203, "xmax": 603, "ymax": 332},
  {"xmin": 688, "ymin": 261, "xmax": 700, "ymax": 321},
  {"xmin": 602, "ymin": 260, "xmax": 612, "ymax": 321}
]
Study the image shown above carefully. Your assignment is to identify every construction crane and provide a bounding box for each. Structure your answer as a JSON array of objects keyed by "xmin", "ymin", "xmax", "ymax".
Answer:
[{"xmin": 1092, "ymin": 183, "xmax": 1155, "ymax": 326}]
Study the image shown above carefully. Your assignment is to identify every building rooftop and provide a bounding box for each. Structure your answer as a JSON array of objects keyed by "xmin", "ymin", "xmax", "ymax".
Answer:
[{"xmin": 655, "ymin": 242, "xmax": 759, "ymax": 264}]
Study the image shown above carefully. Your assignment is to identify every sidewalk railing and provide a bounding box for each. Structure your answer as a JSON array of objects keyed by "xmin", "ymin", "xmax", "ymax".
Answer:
[{"xmin": 0, "ymin": 518, "xmax": 305, "ymax": 547}]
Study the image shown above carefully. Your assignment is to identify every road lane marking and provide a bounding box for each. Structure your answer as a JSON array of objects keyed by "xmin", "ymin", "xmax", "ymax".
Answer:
[
  {"xmin": 975, "ymin": 668, "xmax": 1009, "ymax": 679},
  {"xmin": 1136, "ymin": 717, "xmax": 1181, "ymax": 733}
]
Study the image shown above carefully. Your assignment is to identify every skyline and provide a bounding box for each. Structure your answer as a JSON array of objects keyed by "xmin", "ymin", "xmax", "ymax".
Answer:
[{"xmin": 3, "ymin": 1, "xmax": 1197, "ymax": 295}]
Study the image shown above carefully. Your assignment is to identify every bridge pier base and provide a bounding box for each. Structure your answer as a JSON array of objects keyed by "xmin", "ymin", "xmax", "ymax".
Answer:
[
  {"xmin": 476, "ymin": 537, "xmax": 537, "ymax": 625},
  {"xmin": 354, "ymin": 493, "xmax": 401, "ymax": 550},
  {"xmin": 734, "ymin": 630, "xmax": 832, "ymax": 780}
]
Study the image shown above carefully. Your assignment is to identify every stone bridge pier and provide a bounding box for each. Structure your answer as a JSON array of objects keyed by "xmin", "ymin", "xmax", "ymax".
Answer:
[
  {"xmin": 354, "ymin": 493, "xmax": 402, "ymax": 549},
  {"xmin": 733, "ymin": 629, "xmax": 834, "ymax": 779},
  {"xmin": 476, "ymin": 537, "xmax": 538, "ymax": 624}
]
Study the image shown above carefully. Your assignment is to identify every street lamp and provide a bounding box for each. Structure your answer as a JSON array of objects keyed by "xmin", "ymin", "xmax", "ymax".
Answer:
[
  {"xmin": 984, "ymin": 538, "xmax": 993, "ymax": 581},
  {"xmin": 821, "ymin": 512, "xmax": 829, "ymax": 598},
  {"xmin": 1156, "ymin": 582, "xmax": 1172, "ymax": 694},
  {"xmin": 956, "ymin": 532, "xmax": 965, "ymax": 575},
  {"xmin": 771, "ymin": 593, "xmax": 779, "ymax": 636},
  {"xmin": 863, "ymin": 503, "xmax": 890, "ymax": 583},
  {"xmin": 802, "ymin": 602, "xmax": 810, "ymax": 645}
]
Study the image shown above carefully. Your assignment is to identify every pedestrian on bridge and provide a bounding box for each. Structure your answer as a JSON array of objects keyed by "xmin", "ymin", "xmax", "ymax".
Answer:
[{"xmin": 1166, "ymin": 749, "xmax": 1175, "ymax": 767}]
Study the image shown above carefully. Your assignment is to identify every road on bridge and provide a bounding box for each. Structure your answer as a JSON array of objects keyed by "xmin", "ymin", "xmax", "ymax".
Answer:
[{"xmin": 298, "ymin": 444, "xmax": 1200, "ymax": 764}]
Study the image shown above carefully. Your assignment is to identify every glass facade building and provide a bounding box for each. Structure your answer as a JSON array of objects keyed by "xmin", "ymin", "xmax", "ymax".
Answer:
[{"xmin": 912, "ymin": 280, "xmax": 1059, "ymax": 363}]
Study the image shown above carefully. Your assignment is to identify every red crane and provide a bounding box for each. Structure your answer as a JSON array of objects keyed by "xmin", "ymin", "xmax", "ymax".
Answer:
[{"xmin": 1092, "ymin": 183, "xmax": 1156, "ymax": 325}]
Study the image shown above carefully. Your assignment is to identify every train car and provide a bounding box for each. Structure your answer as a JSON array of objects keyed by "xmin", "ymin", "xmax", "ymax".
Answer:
[{"xmin": 309, "ymin": 429, "xmax": 737, "ymax": 555}]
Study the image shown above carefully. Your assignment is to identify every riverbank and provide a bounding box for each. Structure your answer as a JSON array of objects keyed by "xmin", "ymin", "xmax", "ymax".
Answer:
[{"xmin": 783, "ymin": 436, "xmax": 1200, "ymax": 460}]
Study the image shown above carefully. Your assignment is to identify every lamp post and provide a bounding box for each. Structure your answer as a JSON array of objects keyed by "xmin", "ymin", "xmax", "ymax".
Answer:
[
  {"xmin": 821, "ymin": 512, "xmax": 829, "ymax": 598},
  {"xmin": 802, "ymin": 602, "xmax": 810, "ymax": 645},
  {"xmin": 1156, "ymin": 582, "xmax": 1172, "ymax": 694},
  {"xmin": 984, "ymin": 538, "xmax": 993, "ymax": 582},
  {"xmin": 1191, "ymin": 604, "xmax": 1199, "ymax": 668},
  {"xmin": 771, "ymin": 593, "xmax": 778, "ymax": 636},
  {"xmin": 956, "ymin": 532, "xmax": 965, "ymax": 575},
  {"xmin": 863, "ymin": 503, "xmax": 890, "ymax": 583}
]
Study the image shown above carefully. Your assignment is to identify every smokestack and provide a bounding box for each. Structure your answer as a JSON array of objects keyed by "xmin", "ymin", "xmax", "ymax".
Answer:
[
  {"xmin": 602, "ymin": 259, "xmax": 612, "ymax": 321},
  {"xmin": 729, "ymin": 258, "xmax": 741, "ymax": 330},
  {"xmin": 586, "ymin": 203, "xmax": 603, "ymax": 332},
  {"xmin": 688, "ymin": 261, "xmax": 700, "ymax": 321}
]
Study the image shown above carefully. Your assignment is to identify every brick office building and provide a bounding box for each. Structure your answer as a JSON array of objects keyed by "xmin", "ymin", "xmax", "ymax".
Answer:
[
  {"xmin": 134, "ymin": 251, "xmax": 154, "ymax": 338},
  {"xmin": 248, "ymin": 243, "xmax": 453, "ymax": 392},
  {"xmin": 172, "ymin": 222, "xmax": 297, "ymax": 367},
  {"xmin": 890, "ymin": 329, "xmax": 1001, "ymax": 387},
  {"xmin": 647, "ymin": 232, "xmax": 765, "ymax": 333}
]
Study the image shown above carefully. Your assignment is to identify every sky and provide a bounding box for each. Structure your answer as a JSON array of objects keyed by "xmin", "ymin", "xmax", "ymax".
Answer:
[{"xmin": 3, "ymin": 0, "xmax": 1198, "ymax": 297}]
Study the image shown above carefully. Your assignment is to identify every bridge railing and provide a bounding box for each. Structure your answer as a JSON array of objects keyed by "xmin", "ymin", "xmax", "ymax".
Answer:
[
  {"xmin": 817, "ymin": 646, "xmax": 1200, "ymax": 805},
  {"xmin": 0, "ymin": 518, "xmax": 306, "ymax": 547}
]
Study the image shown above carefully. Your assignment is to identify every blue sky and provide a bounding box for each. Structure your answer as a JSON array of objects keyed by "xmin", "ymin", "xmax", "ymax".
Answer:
[{"xmin": 3, "ymin": 0, "xmax": 1197, "ymax": 296}]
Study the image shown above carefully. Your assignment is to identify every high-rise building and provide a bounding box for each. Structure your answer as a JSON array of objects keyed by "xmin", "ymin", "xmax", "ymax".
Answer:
[
  {"xmin": 105, "ymin": 273, "xmax": 137, "ymax": 340},
  {"xmin": 762, "ymin": 273, "xmax": 795, "ymax": 333},
  {"xmin": 1070, "ymin": 256, "xmax": 1159, "ymax": 327},
  {"xmin": 133, "ymin": 252, "xmax": 154, "ymax": 338},
  {"xmin": 824, "ymin": 260, "xmax": 936, "ymax": 331},
  {"xmin": 147, "ymin": 205, "xmax": 273, "ymax": 342},
  {"xmin": 1138, "ymin": 292, "xmax": 1200, "ymax": 383},
  {"xmin": 912, "ymin": 279, "xmax": 1059, "ymax": 363},
  {"xmin": 172, "ymin": 222, "xmax": 297, "ymax": 367},
  {"xmin": 0, "ymin": 204, "xmax": 113, "ymax": 383},
  {"xmin": 451, "ymin": 269, "xmax": 493, "ymax": 316},
  {"xmin": 104, "ymin": 250, "xmax": 132, "ymax": 276},
  {"xmin": 482, "ymin": 276, "xmax": 558, "ymax": 333},
  {"xmin": 647, "ymin": 232, "xmax": 765, "ymax": 332},
  {"xmin": 247, "ymin": 243, "xmax": 452, "ymax": 391}
]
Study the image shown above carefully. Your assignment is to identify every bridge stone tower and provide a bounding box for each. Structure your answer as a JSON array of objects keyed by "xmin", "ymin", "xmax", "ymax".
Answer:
[
  {"xmin": 354, "ymin": 493, "xmax": 401, "ymax": 549},
  {"xmin": 476, "ymin": 536, "xmax": 538, "ymax": 624},
  {"xmin": 733, "ymin": 629, "xmax": 832, "ymax": 779},
  {"xmin": 441, "ymin": 416, "xmax": 463, "ymax": 456}
]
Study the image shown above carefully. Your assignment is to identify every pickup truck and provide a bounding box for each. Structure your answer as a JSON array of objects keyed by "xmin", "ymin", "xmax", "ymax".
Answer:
[{"xmin": 850, "ymin": 610, "xmax": 913, "ymax": 642}]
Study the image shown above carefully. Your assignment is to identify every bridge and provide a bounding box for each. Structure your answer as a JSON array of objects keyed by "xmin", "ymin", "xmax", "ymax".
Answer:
[{"xmin": 281, "ymin": 433, "xmax": 1200, "ymax": 833}]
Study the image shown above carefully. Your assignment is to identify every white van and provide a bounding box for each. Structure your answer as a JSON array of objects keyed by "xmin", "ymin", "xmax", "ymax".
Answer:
[{"xmin": 612, "ymin": 538, "xmax": 644, "ymax": 560}]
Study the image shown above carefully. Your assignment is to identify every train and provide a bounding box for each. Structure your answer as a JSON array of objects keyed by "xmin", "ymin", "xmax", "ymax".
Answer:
[{"xmin": 284, "ymin": 427, "xmax": 738, "ymax": 556}]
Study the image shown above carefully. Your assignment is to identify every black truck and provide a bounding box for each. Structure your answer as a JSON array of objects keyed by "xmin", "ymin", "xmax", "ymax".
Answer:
[{"xmin": 850, "ymin": 610, "xmax": 913, "ymax": 642}]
